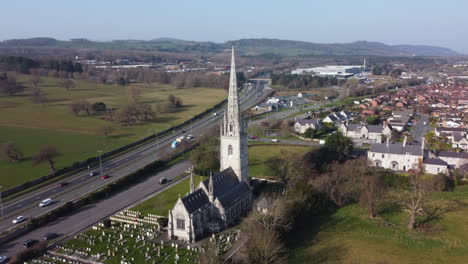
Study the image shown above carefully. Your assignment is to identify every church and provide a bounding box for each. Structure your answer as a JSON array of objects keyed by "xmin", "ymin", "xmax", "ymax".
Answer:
[{"xmin": 168, "ymin": 48, "xmax": 253, "ymax": 243}]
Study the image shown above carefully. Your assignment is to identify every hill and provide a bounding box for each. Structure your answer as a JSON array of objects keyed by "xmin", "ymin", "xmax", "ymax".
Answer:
[{"xmin": 0, "ymin": 37, "xmax": 459, "ymax": 57}]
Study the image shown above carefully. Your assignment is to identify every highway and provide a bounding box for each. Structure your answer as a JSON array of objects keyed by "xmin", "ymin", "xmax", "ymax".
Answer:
[{"xmin": 0, "ymin": 80, "xmax": 268, "ymax": 236}]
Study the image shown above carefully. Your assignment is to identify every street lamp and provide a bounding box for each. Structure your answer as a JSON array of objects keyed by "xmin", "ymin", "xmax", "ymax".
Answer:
[{"xmin": 97, "ymin": 150, "xmax": 103, "ymax": 175}]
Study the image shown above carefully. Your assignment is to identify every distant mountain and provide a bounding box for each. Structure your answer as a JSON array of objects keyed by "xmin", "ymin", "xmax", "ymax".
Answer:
[
  {"xmin": 0, "ymin": 37, "xmax": 459, "ymax": 57},
  {"xmin": 227, "ymin": 39, "xmax": 459, "ymax": 56}
]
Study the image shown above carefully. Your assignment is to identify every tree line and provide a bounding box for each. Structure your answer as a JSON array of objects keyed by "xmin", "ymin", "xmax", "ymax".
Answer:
[{"xmin": 272, "ymin": 73, "xmax": 339, "ymax": 90}]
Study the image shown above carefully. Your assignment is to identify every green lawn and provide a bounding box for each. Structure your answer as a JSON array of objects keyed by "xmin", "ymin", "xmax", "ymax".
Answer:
[
  {"xmin": 132, "ymin": 175, "xmax": 206, "ymax": 216},
  {"xmin": 288, "ymin": 185, "xmax": 468, "ymax": 264},
  {"xmin": 248, "ymin": 144, "xmax": 312, "ymax": 179},
  {"xmin": 0, "ymin": 74, "xmax": 226, "ymax": 188},
  {"xmin": 0, "ymin": 126, "xmax": 132, "ymax": 189}
]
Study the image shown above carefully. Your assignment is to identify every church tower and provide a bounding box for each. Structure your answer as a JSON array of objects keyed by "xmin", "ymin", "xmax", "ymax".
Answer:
[{"xmin": 220, "ymin": 47, "xmax": 249, "ymax": 183}]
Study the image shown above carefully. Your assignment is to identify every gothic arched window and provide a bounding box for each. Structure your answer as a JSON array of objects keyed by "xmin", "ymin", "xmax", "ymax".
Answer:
[
  {"xmin": 229, "ymin": 123, "xmax": 233, "ymax": 132},
  {"xmin": 228, "ymin": 145, "xmax": 233, "ymax": 156}
]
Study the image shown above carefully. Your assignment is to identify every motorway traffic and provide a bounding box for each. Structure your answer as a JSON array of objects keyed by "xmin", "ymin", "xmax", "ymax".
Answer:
[
  {"xmin": 0, "ymin": 79, "xmax": 265, "ymax": 232},
  {"xmin": 0, "ymin": 80, "xmax": 267, "ymax": 235}
]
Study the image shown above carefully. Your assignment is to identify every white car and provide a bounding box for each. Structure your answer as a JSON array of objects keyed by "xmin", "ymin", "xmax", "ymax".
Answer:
[
  {"xmin": 271, "ymin": 139, "xmax": 279, "ymax": 142},
  {"xmin": 12, "ymin": 216, "xmax": 27, "ymax": 224},
  {"xmin": 39, "ymin": 198, "xmax": 53, "ymax": 207}
]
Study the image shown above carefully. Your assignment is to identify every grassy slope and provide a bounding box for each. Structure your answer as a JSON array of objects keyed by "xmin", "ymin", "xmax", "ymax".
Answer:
[
  {"xmin": 248, "ymin": 145, "xmax": 312, "ymax": 179},
  {"xmin": 0, "ymin": 75, "xmax": 226, "ymax": 188},
  {"xmin": 132, "ymin": 175, "xmax": 205, "ymax": 216},
  {"xmin": 289, "ymin": 185, "xmax": 468, "ymax": 264}
]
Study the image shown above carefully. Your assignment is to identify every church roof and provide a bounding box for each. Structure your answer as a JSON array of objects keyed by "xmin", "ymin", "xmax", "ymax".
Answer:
[
  {"xmin": 181, "ymin": 189, "xmax": 209, "ymax": 214},
  {"xmin": 202, "ymin": 168, "xmax": 239, "ymax": 197},
  {"xmin": 217, "ymin": 181, "xmax": 251, "ymax": 209}
]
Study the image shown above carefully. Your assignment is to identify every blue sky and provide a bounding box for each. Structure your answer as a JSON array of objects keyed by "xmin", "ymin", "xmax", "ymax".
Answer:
[{"xmin": 2, "ymin": 0, "xmax": 467, "ymax": 53}]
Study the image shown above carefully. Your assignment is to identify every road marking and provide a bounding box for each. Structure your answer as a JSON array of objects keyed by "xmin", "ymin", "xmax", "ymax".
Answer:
[
  {"xmin": 52, "ymin": 189, "xmax": 57, "ymax": 193},
  {"xmin": 16, "ymin": 204, "xmax": 23, "ymax": 208}
]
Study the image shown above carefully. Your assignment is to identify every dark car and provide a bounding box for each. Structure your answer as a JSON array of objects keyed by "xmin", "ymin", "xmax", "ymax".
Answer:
[
  {"xmin": 23, "ymin": 239, "xmax": 38, "ymax": 248},
  {"xmin": 159, "ymin": 177, "xmax": 168, "ymax": 184},
  {"xmin": 90, "ymin": 171, "xmax": 100, "ymax": 176},
  {"xmin": 43, "ymin": 232, "xmax": 59, "ymax": 241},
  {"xmin": 58, "ymin": 182, "xmax": 69, "ymax": 187}
]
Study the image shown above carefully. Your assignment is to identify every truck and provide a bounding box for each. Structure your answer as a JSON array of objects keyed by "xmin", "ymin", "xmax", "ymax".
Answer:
[{"xmin": 171, "ymin": 141, "xmax": 179, "ymax": 149}]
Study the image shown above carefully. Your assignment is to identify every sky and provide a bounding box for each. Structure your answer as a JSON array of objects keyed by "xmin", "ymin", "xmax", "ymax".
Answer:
[{"xmin": 1, "ymin": 0, "xmax": 467, "ymax": 53}]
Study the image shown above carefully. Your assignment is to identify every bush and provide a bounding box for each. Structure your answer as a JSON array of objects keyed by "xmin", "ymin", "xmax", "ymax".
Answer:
[
  {"xmin": 157, "ymin": 218, "xmax": 169, "ymax": 227},
  {"xmin": 10, "ymin": 241, "xmax": 47, "ymax": 263},
  {"xmin": 103, "ymin": 218, "xmax": 112, "ymax": 228}
]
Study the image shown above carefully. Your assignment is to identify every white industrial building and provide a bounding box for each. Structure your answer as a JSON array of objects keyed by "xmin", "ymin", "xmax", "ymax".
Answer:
[{"xmin": 291, "ymin": 65, "xmax": 363, "ymax": 78}]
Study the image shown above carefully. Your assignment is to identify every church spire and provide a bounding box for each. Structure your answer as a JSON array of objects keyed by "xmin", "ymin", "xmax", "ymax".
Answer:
[
  {"xmin": 224, "ymin": 47, "xmax": 241, "ymax": 137},
  {"xmin": 189, "ymin": 166, "xmax": 195, "ymax": 193}
]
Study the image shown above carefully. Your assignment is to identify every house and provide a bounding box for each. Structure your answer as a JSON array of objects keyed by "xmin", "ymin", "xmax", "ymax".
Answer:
[
  {"xmin": 339, "ymin": 122, "xmax": 392, "ymax": 143},
  {"xmin": 367, "ymin": 138, "xmax": 424, "ymax": 172},
  {"xmin": 387, "ymin": 119, "xmax": 406, "ymax": 131},
  {"xmin": 294, "ymin": 119, "xmax": 323, "ymax": 134},
  {"xmin": 423, "ymin": 158, "xmax": 449, "ymax": 175},
  {"xmin": 323, "ymin": 114, "xmax": 340, "ymax": 124},
  {"xmin": 437, "ymin": 151, "xmax": 468, "ymax": 169},
  {"xmin": 323, "ymin": 110, "xmax": 353, "ymax": 124},
  {"xmin": 452, "ymin": 133, "xmax": 468, "ymax": 150}
]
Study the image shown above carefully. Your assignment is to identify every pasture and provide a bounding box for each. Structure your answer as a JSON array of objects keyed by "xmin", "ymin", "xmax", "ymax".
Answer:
[{"xmin": 0, "ymin": 74, "xmax": 226, "ymax": 189}]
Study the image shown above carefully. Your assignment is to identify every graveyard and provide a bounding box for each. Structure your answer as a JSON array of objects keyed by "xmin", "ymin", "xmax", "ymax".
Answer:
[{"xmin": 30, "ymin": 209, "xmax": 241, "ymax": 264}]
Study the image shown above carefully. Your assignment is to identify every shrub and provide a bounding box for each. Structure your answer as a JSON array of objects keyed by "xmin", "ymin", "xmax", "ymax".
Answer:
[
  {"xmin": 103, "ymin": 219, "xmax": 112, "ymax": 228},
  {"xmin": 157, "ymin": 218, "xmax": 169, "ymax": 227}
]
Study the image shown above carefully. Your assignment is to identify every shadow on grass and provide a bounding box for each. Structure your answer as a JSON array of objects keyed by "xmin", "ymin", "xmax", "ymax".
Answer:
[
  {"xmin": 285, "ymin": 205, "xmax": 344, "ymax": 263},
  {"xmin": 418, "ymin": 199, "xmax": 468, "ymax": 228},
  {"xmin": 109, "ymin": 133, "xmax": 135, "ymax": 139}
]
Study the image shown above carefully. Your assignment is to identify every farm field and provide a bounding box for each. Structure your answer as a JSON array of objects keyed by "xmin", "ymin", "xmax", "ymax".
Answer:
[
  {"xmin": 288, "ymin": 185, "xmax": 468, "ymax": 264},
  {"xmin": 0, "ymin": 74, "xmax": 226, "ymax": 189}
]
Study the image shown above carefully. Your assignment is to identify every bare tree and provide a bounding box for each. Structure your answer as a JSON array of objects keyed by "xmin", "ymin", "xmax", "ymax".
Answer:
[
  {"xmin": 98, "ymin": 126, "xmax": 115, "ymax": 137},
  {"xmin": 168, "ymin": 94, "xmax": 183, "ymax": 107},
  {"xmin": 392, "ymin": 177, "xmax": 427, "ymax": 230},
  {"xmin": 62, "ymin": 79, "xmax": 75, "ymax": 90},
  {"xmin": 0, "ymin": 76, "xmax": 24, "ymax": 96},
  {"xmin": 198, "ymin": 239, "xmax": 222, "ymax": 264},
  {"xmin": 310, "ymin": 160, "xmax": 361, "ymax": 207},
  {"xmin": 0, "ymin": 141, "xmax": 23, "ymax": 162},
  {"xmin": 69, "ymin": 101, "xmax": 83, "ymax": 116},
  {"xmin": 30, "ymin": 73, "xmax": 41, "ymax": 88},
  {"xmin": 127, "ymin": 86, "xmax": 141, "ymax": 103},
  {"xmin": 359, "ymin": 168, "xmax": 387, "ymax": 219},
  {"xmin": 137, "ymin": 103, "xmax": 155, "ymax": 121},
  {"xmin": 30, "ymin": 88, "xmax": 47, "ymax": 103},
  {"xmin": 32, "ymin": 145, "xmax": 59, "ymax": 175},
  {"xmin": 68, "ymin": 100, "xmax": 92, "ymax": 116},
  {"xmin": 234, "ymin": 196, "xmax": 289, "ymax": 264},
  {"xmin": 116, "ymin": 106, "xmax": 135, "ymax": 126}
]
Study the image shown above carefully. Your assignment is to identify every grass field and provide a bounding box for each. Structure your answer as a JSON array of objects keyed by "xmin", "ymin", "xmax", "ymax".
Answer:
[
  {"xmin": 288, "ymin": 185, "xmax": 468, "ymax": 264},
  {"xmin": 0, "ymin": 74, "xmax": 226, "ymax": 188},
  {"xmin": 132, "ymin": 175, "xmax": 206, "ymax": 216},
  {"xmin": 248, "ymin": 144, "xmax": 312, "ymax": 179}
]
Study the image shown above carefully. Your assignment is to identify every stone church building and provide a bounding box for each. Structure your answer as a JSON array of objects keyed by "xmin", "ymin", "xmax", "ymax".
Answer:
[{"xmin": 168, "ymin": 48, "xmax": 252, "ymax": 243}]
